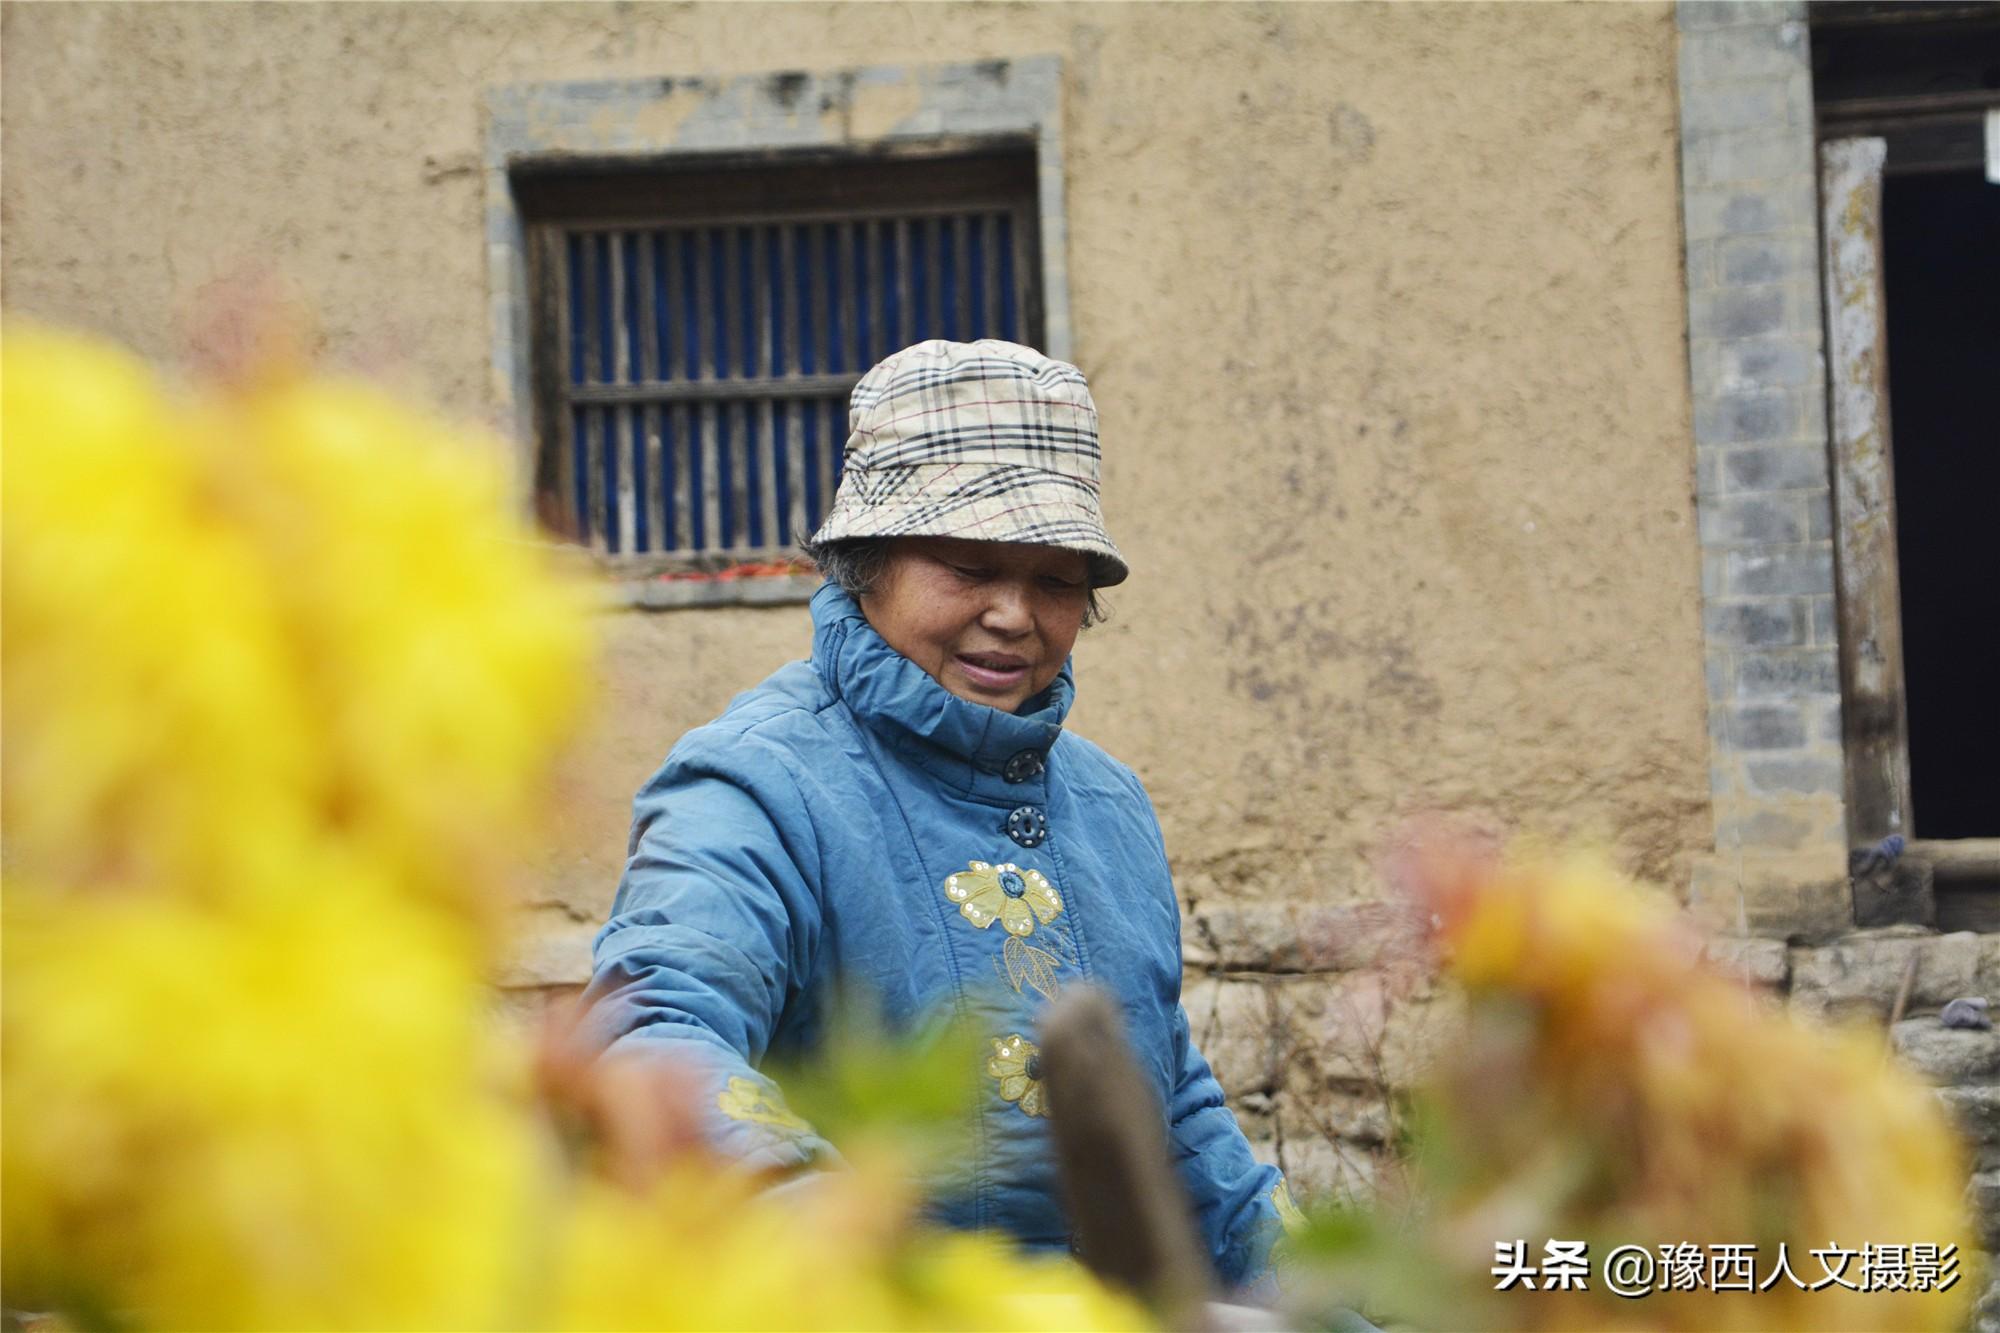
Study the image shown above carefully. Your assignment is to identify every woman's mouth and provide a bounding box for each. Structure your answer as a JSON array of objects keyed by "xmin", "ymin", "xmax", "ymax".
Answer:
[{"xmin": 954, "ymin": 652, "xmax": 1031, "ymax": 692}]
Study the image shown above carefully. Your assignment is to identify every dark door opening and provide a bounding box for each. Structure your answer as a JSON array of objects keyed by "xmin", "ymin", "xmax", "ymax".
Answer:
[{"xmin": 1879, "ymin": 169, "xmax": 2000, "ymax": 839}]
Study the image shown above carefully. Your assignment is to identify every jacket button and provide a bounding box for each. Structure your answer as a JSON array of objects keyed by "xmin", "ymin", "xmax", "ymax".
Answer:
[
  {"xmin": 1002, "ymin": 749, "xmax": 1045, "ymax": 783},
  {"xmin": 1005, "ymin": 805, "xmax": 1047, "ymax": 848}
]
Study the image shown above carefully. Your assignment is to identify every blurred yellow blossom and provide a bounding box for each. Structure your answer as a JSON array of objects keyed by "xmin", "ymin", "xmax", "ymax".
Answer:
[
  {"xmin": 1284, "ymin": 838, "xmax": 1977, "ymax": 1332},
  {"xmin": 1, "ymin": 323, "xmax": 585, "ymax": 1326},
  {"xmin": 1, "ymin": 884, "xmax": 539, "ymax": 1330},
  {"xmin": 1, "ymin": 323, "xmax": 591, "ymax": 946},
  {"xmin": 550, "ymin": 1168, "xmax": 1149, "ymax": 1332}
]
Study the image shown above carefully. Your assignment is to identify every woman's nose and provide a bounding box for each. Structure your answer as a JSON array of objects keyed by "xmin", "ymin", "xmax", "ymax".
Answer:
[{"xmin": 980, "ymin": 580, "xmax": 1034, "ymax": 634}]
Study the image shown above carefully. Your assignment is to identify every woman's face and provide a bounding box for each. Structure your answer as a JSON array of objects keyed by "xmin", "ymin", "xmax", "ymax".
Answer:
[{"xmin": 860, "ymin": 537, "xmax": 1091, "ymax": 713}]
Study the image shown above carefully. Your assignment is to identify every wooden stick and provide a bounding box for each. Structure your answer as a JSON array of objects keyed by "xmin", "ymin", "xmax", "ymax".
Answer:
[
  {"xmin": 1040, "ymin": 986, "xmax": 1213, "ymax": 1331},
  {"xmin": 1887, "ymin": 951, "xmax": 1920, "ymax": 1032},
  {"xmin": 1908, "ymin": 839, "xmax": 2000, "ymax": 883}
]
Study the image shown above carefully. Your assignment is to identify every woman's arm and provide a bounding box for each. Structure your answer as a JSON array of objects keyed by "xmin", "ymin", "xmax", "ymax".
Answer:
[
  {"xmin": 1166, "ymin": 1006, "xmax": 1290, "ymax": 1290},
  {"xmin": 1109, "ymin": 759, "xmax": 1293, "ymax": 1289},
  {"xmin": 581, "ymin": 727, "xmax": 837, "ymax": 1175}
]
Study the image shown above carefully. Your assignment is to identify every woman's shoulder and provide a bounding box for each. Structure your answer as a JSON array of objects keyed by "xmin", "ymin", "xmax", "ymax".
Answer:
[
  {"xmin": 655, "ymin": 661, "xmax": 843, "ymax": 778},
  {"xmin": 710, "ymin": 659, "xmax": 835, "ymax": 734},
  {"xmin": 1050, "ymin": 729, "xmax": 1154, "ymax": 807}
]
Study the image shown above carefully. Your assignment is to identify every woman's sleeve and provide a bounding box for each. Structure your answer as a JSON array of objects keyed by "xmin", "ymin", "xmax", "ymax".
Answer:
[
  {"xmin": 1117, "ymin": 763, "xmax": 1291, "ymax": 1290},
  {"xmin": 580, "ymin": 728, "xmax": 838, "ymax": 1174},
  {"xmin": 1167, "ymin": 1004, "xmax": 1290, "ymax": 1290}
]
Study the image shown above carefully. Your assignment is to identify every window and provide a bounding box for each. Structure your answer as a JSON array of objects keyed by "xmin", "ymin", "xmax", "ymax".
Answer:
[{"xmin": 515, "ymin": 148, "xmax": 1044, "ymax": 567}]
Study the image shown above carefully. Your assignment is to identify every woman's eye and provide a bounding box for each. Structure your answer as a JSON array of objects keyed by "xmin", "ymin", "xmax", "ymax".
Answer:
[
  {"xmin": 1041, "ymin": 577, "xmax": 1084, "ymax": 592},
  {"xmin": 948, "ymin": 564, "xmax": 993, "ymax": 580}
]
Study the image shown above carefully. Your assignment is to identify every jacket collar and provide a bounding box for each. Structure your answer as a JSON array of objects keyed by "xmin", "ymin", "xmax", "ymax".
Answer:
[{"xmin": 809, "ymin": 583, "xmax": 1070, "ymax": 793}]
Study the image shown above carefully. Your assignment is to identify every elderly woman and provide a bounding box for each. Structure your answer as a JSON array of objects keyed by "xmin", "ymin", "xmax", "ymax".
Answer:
[{"xmin": 583, "ymin": 339, "xmax": 1291, "ymax": 1288}]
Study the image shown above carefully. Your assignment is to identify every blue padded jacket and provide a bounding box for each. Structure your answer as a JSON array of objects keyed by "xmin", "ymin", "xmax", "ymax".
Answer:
[{"xmin": 584, "ymin": 583, "xmax": 1287, "ymax": 1287}]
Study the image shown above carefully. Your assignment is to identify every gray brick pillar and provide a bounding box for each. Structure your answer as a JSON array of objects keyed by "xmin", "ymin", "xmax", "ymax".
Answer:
[{"xmin": 1678, "ymin": 1, "xmax": 1849, "ymax": 937}]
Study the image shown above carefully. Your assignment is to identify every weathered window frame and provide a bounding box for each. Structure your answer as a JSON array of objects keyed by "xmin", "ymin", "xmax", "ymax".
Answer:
[
  {"xmin": 516, "ymin": 149, "xmax": 1043, "ymax": 569},
  {"xmin": 483, "ymin": 59, "xmax": 1073, "ymax": 609},
  {"xmin": 1818, "ymin": 137, "xmax": 1909, "ymax": 846}
]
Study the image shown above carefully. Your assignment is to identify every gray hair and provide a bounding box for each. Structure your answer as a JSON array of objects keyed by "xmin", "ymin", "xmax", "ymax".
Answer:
[{"xmin": 804, "ymin": 538, "xmax": 1108, "ymax": 629}]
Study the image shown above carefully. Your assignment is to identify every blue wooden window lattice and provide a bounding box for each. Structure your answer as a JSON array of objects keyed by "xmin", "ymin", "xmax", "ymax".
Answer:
[{"xmin": 525, "ymin": 153, "xmax": 1044, "ymax": 563}]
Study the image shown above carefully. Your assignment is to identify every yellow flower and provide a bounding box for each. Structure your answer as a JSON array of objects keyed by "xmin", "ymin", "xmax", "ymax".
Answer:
[
  {"xmin": 549, "ymin": 1163, "xmax": 1153, "ymax": 1331},
  {"xmin": 1373, "ymin": 842, "xmax": 1981, "ymax": 1331},
  {"xmin": 945, "ymin": 860, "xmax": 1062, "ymax": 937},
  {"xmin": 0, "ymin": 324, "xmax": 592, "ymax": 952},
  {"xmin": 716, "ymin": 1076, "xmax": 814, "ymax": 1134},
  {"xmin": 987, "ymin": 1034, "xmax": 1048, "ymax": 1118},
  {"xmin": 1, "ymin": 325, "xmax": 586, "ymax": 1327},
  {"xmin": 894, "ymin": 1229, "xmax": 1155, "ymax": 1332},
  {"xmin": 1, "ymin": 883, "xmax": 539, "ymax": 1330},
  {"xmin": 1, "ymin": 328, "xmax": 319, "ymax": 909}
]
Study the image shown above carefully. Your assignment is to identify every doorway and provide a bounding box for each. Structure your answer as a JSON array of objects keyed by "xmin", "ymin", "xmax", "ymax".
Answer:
[{"xmin": 1880, "ymin": 169, "xmax": 2000, "ymax": 840}]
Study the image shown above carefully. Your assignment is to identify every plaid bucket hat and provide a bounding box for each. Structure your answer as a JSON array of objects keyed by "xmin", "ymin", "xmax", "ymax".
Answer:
[{"xmin": 807, "ymin": 339, "xmax": 1129, "ymax": 587}]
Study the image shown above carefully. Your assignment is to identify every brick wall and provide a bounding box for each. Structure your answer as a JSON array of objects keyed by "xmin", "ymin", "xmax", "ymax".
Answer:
[{"xmin": 1678, "ymin": 0, "xmax": 1850, "ymax": 938}]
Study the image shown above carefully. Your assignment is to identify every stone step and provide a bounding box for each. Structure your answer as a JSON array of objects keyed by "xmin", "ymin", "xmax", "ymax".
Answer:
[
  {"xmin": 1974, "ymin": 1267, "xmax": 2000, "ymax": 1333},
  {"xmin": 1938, "ymin": 1085, "xmax": 2000, "ymax": 1172},
  {"xmin": 1971, "ymin": 1169, "xmax": 2000, "ymax": 1253},
  {"xmin": 1892, "ymin": 1017, "xmax": 2000, "ymax": 1085},
  {"xmin": 1791, "ymin": 928, "xmax": 1998, "ymax": 1024}
]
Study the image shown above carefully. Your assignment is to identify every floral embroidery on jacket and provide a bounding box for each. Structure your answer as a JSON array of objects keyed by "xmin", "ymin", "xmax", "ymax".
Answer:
[
  {"xmin": 716, "ymin": 1076, "xmax": 812, "ymax": 1133},
  {"xmin": 995, "ymin": 933, "xmax": 1071, "ymax": 1001},
  {"xmin": 986, "ymin": 1034, "xmax": 1048, "ymax": 1118},
  {"xmin": 944, "ymin": 860, "xmax": 1062, "ymax": 937},
  {"xmin": 1271, "ymin": 1180, "xmax": 1307, "ymax": 1235}
]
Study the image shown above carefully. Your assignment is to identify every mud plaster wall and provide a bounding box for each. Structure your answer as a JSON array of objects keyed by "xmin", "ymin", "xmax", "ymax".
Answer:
[{"xmin": 3, "ymin": 2, "xmax": 1709, "ymax": 1190}]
